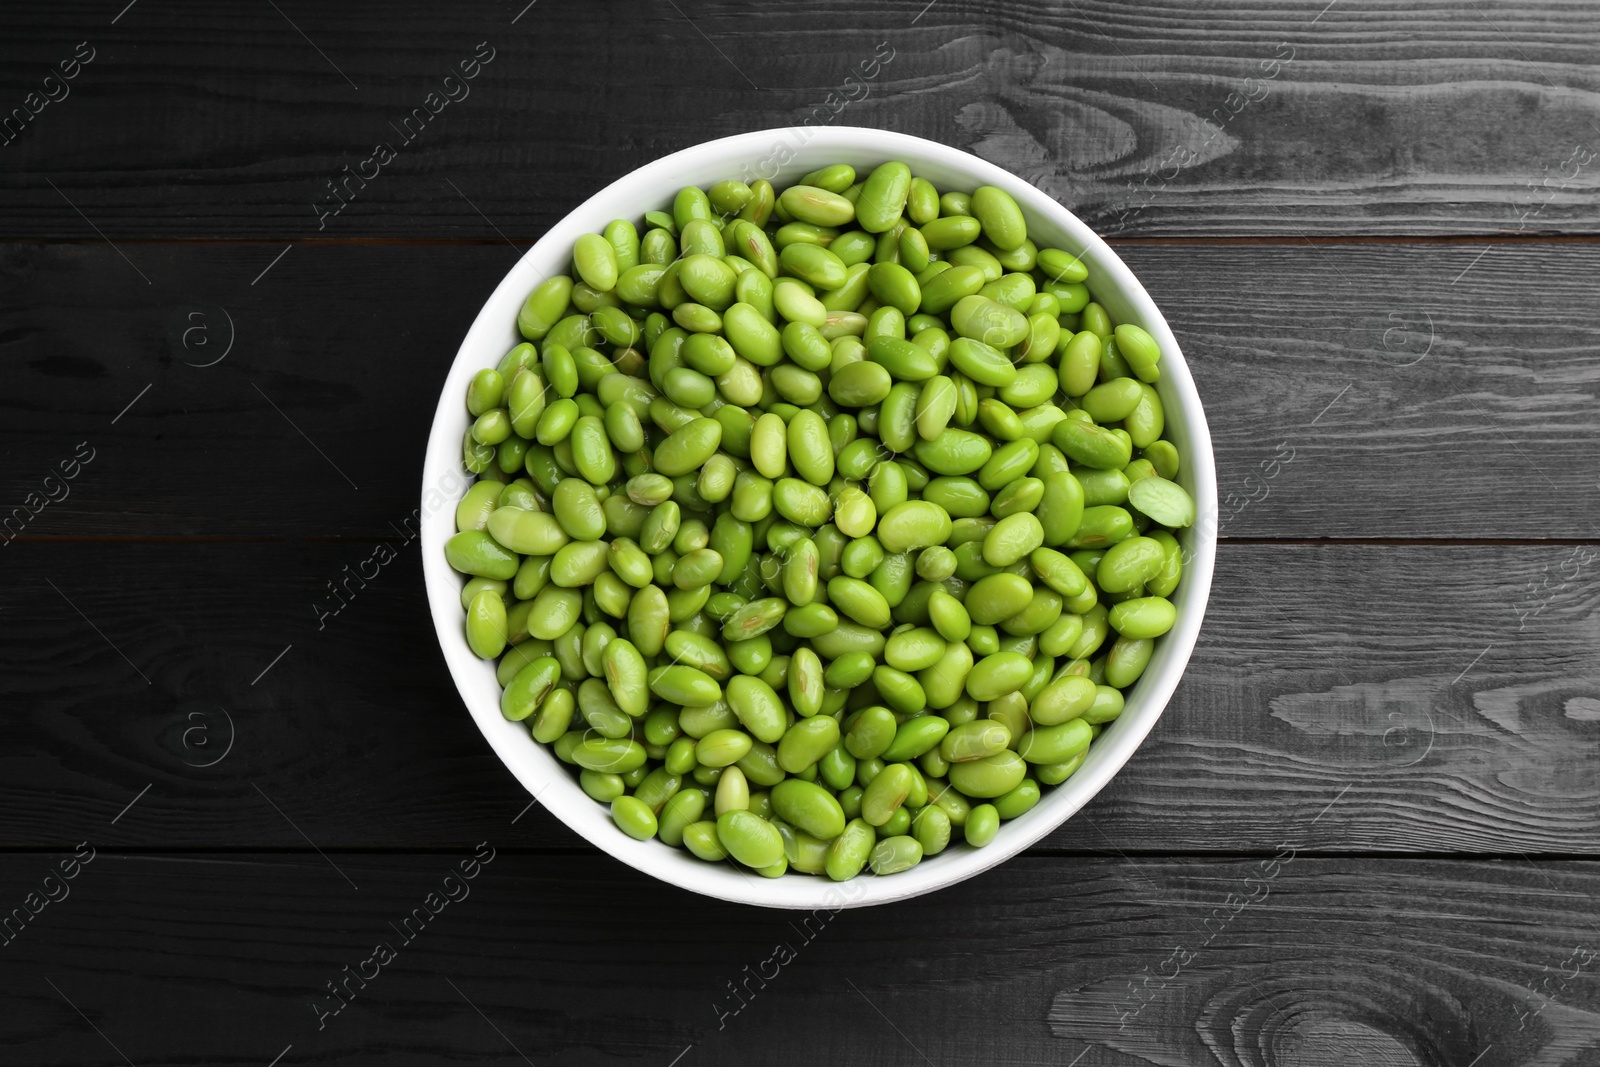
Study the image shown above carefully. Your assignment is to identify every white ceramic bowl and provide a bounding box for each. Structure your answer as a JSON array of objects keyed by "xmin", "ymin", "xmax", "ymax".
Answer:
[{"xmin": 423, "ymin": 127, "xmax": 1216, "ymax": 909}]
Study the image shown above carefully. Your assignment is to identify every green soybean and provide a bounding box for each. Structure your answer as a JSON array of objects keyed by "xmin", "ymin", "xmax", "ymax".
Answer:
[
  {"xmin": 857, "ymin": 162, "xmax": 913, "ymax": 233},
  {"xmin": 1096, "ymin": 536, "xmax": 1166, "ymax": 593},
  {"xmin": 770, "ymin": 778, "xmax": 846, "ymax": 839},
  {"xmin": 716, "ymin": 809, "xmax": 784, "ymax": 868},
  {"xmin": 965, "ymin": 652, "xmax": 1033, "ymax": 701},
  {"xmin": 612, "ymin": 795, "xmax": 658, "ymax": 840},
  {"xmin": 869, "ymin": 835, "xmax": 923, "ymax": 875},
  {"xmin": 778, "ymin": 713, "xmax": 839, "ymax": 774},
  {"xmin": 1109, "ymin": 596, "xmax": 1176, "ymax": 639},
  {"xmin": 1114, "ymin": 324, "xmax": 1162, "ymax": 382},
  {"xmin": 963, "ymin": 804, "xmax": 1000, "ymax": 846},
  {"xmin": 826, "ymin": 818, "xmax": 877, "ymax": 880},
  {"xmin": 1145, "ymin": 439, "xmax": 1181, "ymax": 480},
  {"xmin": 845, "ymin": 705, "xmax": 899, "ymax": 760},
  {"xmin": 1104, "ymin": 635, "xmax": 1155, "ymax": 688},
  {"xmin": 948, "ymin": 751, "xmax": 1027, "ymax": 798},
  {"xmin": 971, "ymin": 186, "xmax": 1027, "ymax": 251},
  {"xmin": 1127, "ymin": 476, "xmax": 1197, "ymax": 528}
]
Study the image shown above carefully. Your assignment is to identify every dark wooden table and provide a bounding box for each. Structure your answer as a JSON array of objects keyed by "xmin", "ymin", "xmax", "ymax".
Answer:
[{"xmin": 3, "ymin": 2, "xmax": 1597, "ymax": 1064}]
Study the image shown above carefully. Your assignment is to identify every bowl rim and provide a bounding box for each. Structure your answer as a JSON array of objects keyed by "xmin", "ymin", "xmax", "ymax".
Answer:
[{"xmin": 422, "ymin": 125, "xmax": 1217, "ymax": 909}]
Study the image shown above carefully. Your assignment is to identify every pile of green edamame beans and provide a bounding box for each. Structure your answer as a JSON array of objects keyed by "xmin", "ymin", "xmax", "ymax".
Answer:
[{"xmin": 446, "ymin": 160, "xmax": 1195, "ymax": 881}]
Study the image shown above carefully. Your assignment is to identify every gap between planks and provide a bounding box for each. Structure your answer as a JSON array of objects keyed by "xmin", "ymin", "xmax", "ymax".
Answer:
[
  {"xmin": 0, "ymin": 846, "xmax": 1593, "ymax": 862},
  {"xmin": 0, "ymin": 232, "xmax": 1597, "ymax": 248},
  {"xmin": 8, "ymin": 535, "xmax": 1599, "ymax": 547}
]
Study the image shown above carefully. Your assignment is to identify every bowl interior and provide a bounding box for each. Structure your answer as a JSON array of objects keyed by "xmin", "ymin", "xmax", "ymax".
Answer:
[{"xmin": 422, "ymin": 127, "xmax": 1217, "ymax": 909}]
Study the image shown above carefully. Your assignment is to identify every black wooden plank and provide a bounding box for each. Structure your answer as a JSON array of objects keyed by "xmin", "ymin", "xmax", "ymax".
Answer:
[
  {"xmin": 0, "ymin": 851, "xmax": 1594, "ymax": 1065},
  {"xmin": 0, "ymin": 1, "xmax": 1596, "ymax": 237},
  {"xmin": 2, "ymin": 241, "xmax": 1597, "ymax": 540},
  {"xmin": 1, "ymin": 540, "xmax": 1594, "ymax": 853},
  {"xmin": 0, "ymin": 240, "xmax": 502, "ymax": 538}
]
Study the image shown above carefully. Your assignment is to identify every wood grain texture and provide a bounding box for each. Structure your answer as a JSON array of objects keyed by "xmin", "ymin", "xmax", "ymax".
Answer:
[
  {"xmin": 0, "ymin": 851, "xmax": 1596, "ymax": 1066},
  {"xmin": 2, "ymin": 540, "xmax": 1594, "ymax": 852},
  {"xmin": 3, "ymin": 241, "xmax": 1597, "ymax": 540},
  {"xmin": 0, "ymin": 1, "xmax": 1597, "ymax": 237}
]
